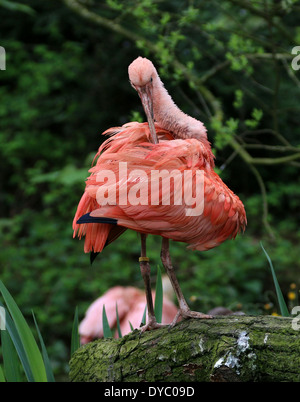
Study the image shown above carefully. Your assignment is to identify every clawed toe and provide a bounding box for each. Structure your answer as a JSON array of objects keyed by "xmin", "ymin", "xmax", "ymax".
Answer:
[
  {"xmin": 182, "ymin": 310, "xmax": 213, "ymax": 320},
  {"xmin": 169, "ymin": 308, "xmax": 213, "ymax": 328},
  {"xmin": 139, "ymin": 318, "xmax": 166, "ymax": 333}
]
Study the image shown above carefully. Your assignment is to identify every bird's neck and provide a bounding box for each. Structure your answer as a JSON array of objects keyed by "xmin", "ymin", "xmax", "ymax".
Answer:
[{"xmin": 152, "ymin": 73, "xmax": 208, "ymax": 143}]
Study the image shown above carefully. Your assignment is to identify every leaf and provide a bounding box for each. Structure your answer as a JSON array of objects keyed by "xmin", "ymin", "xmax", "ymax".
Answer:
[
  {"xmin": 141, "ymin": 305, "xmax": 147, "ymax": 326},
  {"xmin": 115, "ymin": 302, "xmax": 122, "ymax": 338},
  {"xmin": 0, "ymin": 365, "xmax": 5, "ymax": 382},
  {"xmin": 260, "ymin": 243, "xmax": 290, "ymax": 317},
  {"xmin": 0, "ymin": 302, "xmax": 33, "ymax": 381},
  {"xmin": 71, "ymin": 306, "xmax": 80, "ymax": 356},
  {"xmin": 0, "ymin": 0, "xmax": 35, "ymax": 15},
  {"xmin": 252, "ymin": 108, "xmax": 263, "ymax": 122},
  {"xmin": 233, "ymin": 89, "xmax": 243, "ymax": 109},
  {"xmin": 32, "ymin": 311, "xmax": 55, "ymax": 382},
  {"xmin": 154, "ymin": 265, "xmax": 163, "ymax": 323},
  {"xmin": 0, "ymin": 281, "xmax": 47, "ymax": 382},
  {"xmin": 1, "ymin": 326, "xmax": 22, "ymax": 382},
  {"xmin": 102, "ymin": 305, "xmax": 112, "ymax": 338}
]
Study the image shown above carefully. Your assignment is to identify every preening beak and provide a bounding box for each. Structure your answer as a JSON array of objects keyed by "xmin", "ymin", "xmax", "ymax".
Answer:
[{"xmin": 137, "ymin": 83, "xmax": 158, "ymax": 144}]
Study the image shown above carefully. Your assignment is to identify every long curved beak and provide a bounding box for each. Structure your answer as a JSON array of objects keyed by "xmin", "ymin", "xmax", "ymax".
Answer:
[{"xmin": 137, "ymin": 84, "xmax": 159, "ymax": 144}]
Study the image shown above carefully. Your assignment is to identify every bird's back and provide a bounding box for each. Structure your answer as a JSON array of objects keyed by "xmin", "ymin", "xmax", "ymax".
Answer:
[{"xmin": 73, "ymin": 122, "xmax": 246, "ymax": 252}]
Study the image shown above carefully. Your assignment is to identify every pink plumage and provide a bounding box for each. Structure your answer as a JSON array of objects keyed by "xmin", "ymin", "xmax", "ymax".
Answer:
[
  {"xmin": 73, "ymin": 122, "xmax": 246, "ymax": 252},
  {"xmin": 73, "ymin": 57, "xmax": 247, "ymax": 329}
]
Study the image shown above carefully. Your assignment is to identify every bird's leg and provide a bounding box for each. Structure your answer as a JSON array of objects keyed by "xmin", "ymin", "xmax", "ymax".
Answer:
[
  {"xmin": 139, "ymin": 234, "xmax": 165, "ymax": 332},
  {"xmin": 160, "ymin": 237, "xmax": 212, "ymax": 326}
]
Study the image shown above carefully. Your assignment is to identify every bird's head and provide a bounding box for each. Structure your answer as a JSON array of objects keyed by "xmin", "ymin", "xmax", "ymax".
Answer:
[
  {"xmin": 128, "ymin": 56, "xmax": 156, "ymax": 88},
  {"xmin": 128, "ymin": 57, "xmax": 158, "ymax": 144}
]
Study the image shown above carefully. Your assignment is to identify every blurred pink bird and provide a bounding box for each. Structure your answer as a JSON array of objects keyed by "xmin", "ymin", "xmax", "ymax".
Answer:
[{"xmin": 79, "ymin": 285, "xmax": 178, "ymax": 343}]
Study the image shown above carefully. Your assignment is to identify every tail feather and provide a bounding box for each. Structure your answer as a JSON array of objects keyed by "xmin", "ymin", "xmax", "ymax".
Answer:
[
  {"xmin": 75, "ymin": 212, "xmax": 123, "ymax": 256},
  {"xmin": 90, "ymin": 251, "xmax": 99, "ymax": 265},
  {"xmin": 77, "ymin": 213, "xmax": 118, "ymax": 225}
]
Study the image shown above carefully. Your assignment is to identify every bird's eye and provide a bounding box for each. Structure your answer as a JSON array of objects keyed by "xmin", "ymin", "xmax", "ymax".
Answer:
[{"xmin": 150, "ymin": 77, "xmax": 153, "ymax": 83}]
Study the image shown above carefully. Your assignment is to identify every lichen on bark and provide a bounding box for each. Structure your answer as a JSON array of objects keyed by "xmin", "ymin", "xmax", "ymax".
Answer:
[{"xmin": 69, "ymin": 315, "xmax": 300, "ymax": 382}]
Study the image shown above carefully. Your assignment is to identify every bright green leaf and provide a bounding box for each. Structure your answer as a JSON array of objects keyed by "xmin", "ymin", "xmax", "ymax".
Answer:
[
  {"xmin": 71, "ymin": 306, "xmax": 80, "ymax": 356},
  {"xmin": 0, "ymin": 281, "xmax": 47, "ymax": 382},
  {"xmin": 102, "ymin": 305, "xmax": 112, "ymax": 338},
  {"xmin": 154, "ymin": 266, "xmax": 163, "ymax": 323},
  {"xmin": 261, "ymin": 243, "xmax": 290, "ymax": 317}
]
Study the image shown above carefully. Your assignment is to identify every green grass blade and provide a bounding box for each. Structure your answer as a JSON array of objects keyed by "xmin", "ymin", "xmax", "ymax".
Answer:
[
  {"xmin": 0, "ymin": 302, "xmax": 33, "ymax": 381},
  {"xmin": 129, "ymin": 321, "xmax": 134, "ymax": 331},
  {"xmin": 154, "ymin": 265, "xmax": 163, "ymax": 323},
  {"xmin": 0, "ymin": 281, "xmax": 47, "ymax": 382},
  {"xmin": 115, "ymin": 302, "xmax": 122, "ymax": 338},
  {"xmin": 0, "ymin": 365, "xmax": 6, "ymax": 382},
  {"xmin": 1, "ymin": 325, "xmax": 22, "ymax": 382},
  {"xmin": 141, "ymin": 305, "xmax": 147, "ymax": 326},
  {"xmin": 102, "ymin": 305, "xmax": 112, "ymax": 338},
  {"xmin": 260, "ymin": 242, "xmax": 290, "ymax": 317},
  {"xmin": 32, "ymin": 312, "xmax": 55, "ymax": 382},
  {"xmin": 71, "ymin": 306, "xmax": 80, "ymax": 356}
]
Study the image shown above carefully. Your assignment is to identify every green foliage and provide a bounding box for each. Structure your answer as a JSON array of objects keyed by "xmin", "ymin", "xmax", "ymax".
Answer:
[
  {"xmin": 129, "ymin": 110, "xmax": 144, "ymax": 123},
  {"xmin": 0, "ymin": 281, "xmax": 51, "ymax": 382},
  {"xmin": 71, "ymin": 307, "xmax": 80, "ymax": 357},
  {"xmin": 32, "ymin": 311, "xmax": 55, "ymax": 382},
  {"xmin": 116, "ymin": 302, "xmax": 122, "ymax": 338},
  {"xmin": 226, "ymin": 34, "xmax": 264, "ymax": 75},
  {"xmin": 154, "ymin": 266, "xmax": 163, "ymax": 324},
  {"xmin": 1, "ymin": 324, "xmax": 22, "ymax": 382},
  {"xmin": 245, "ymin": 108, "xmax": 263, "ymax": 129},
  {"xmin": 0, "ymin": 365, "xmax": 5, "ymax": 382},
  {"xmin": 260, "ymin": 243, "xmax": 290, "ymax": 317},
  {"xmin": 233, "ymin": 89, "xmax": 244, "ymax": 109},
  {"xmin": 211, "ymin": 117, "xmax": 239, "ymax": 150},
  {"xmin": 102, "ymin": 305, "xmax": 113, "ymax": 338},
  {"xmin": 0, "ymin": 0, "xmax": 35, "ymax": 15},
  {"xmin": 141, "ymin": 305, "xmax": 147, "ymax": 326}
]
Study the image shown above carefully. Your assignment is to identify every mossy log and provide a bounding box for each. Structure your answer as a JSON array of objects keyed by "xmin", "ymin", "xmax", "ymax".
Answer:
[{"xmin": 69, "ymin": 315, "xmax": 300, "ymax": 382}]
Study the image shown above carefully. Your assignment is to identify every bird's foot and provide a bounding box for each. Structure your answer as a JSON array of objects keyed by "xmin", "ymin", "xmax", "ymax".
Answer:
[
  {"xmin": 139, "ymin": 317, "xmax": 166, "ymax": 333},
  {"xmin": 169, "ymin": 307, "xmax": 213, "ymax": 328}
]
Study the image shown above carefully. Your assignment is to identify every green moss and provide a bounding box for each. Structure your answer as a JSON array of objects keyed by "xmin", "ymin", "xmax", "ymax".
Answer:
[{"xmin": 70, "ymin": 316, "xmax": 300, "ymax": 382}]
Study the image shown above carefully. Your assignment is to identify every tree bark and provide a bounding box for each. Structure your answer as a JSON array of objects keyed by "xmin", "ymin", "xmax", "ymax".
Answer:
[{"xmin": 69, "ymin": 315, "xmax": 300, "ymax": 382}]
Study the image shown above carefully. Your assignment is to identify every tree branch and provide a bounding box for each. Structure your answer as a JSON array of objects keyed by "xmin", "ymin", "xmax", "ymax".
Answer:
[
  {"xmin": 230, "ymin": 138, "xmax": 300, "ymax": 165},
  {"xmin": 65, "ymin": 1, "xmax": 139, "ymax": 38},
  {"xmin": 243, "ymin": 144, "xmax": 300, "ymax": 153},
  {"xmin": 228, "ymin": 0, "xmax": 294, "ymax": 42},
  {"xmin": 69, "ymin": 316, "xmax": 300, "ymax": 382}
]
